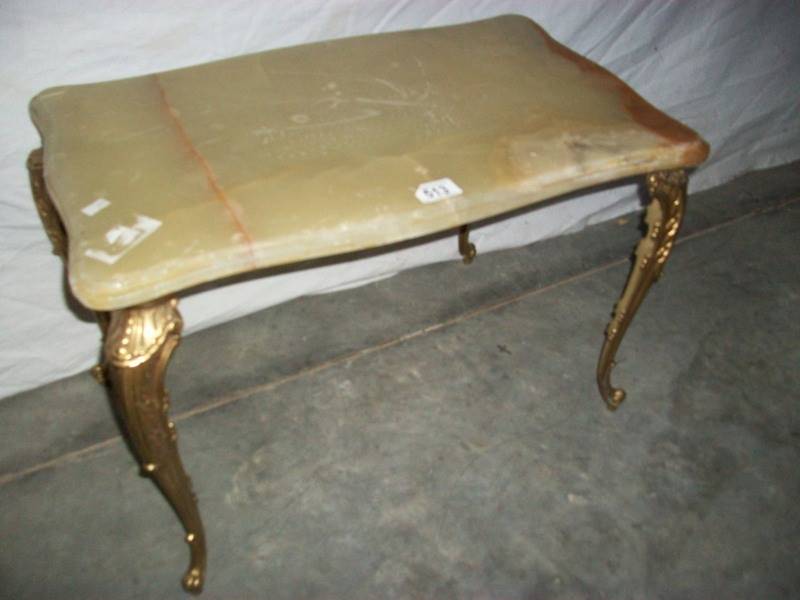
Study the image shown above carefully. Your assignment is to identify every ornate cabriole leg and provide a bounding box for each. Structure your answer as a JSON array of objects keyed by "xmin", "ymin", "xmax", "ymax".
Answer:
[
  {"xmin": 597, "ymin": 169, "xmax": 687, "ymax": 410},
  {"xmin": 104, "ymin": 298, "xmax": 207, "ymax": 593}
]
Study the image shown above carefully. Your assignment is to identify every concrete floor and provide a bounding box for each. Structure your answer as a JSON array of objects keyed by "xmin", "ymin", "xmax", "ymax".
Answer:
[{"xmin": 2, "ymin": 162, "xmax": 799, "ymax": 599}]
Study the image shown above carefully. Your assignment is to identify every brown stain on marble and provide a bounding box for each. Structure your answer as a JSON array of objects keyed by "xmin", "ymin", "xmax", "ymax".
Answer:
[
  {"xmin": 153, "ymin": 75, "xmax": 256, "ymax": 254},
  {"xmin": 531, "ymin": 21, "xmax": 710, "ymax": 166}
]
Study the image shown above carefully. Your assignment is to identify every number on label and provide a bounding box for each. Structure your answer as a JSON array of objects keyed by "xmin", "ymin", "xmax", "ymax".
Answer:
[{"xmin": 415, "ymin": 178, "xmax": 463, "ymax": 204}]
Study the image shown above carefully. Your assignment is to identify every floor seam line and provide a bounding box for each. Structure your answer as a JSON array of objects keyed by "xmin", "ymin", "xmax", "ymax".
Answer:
[
  {"xmin": 174, "ymin": 192, "xmax": 800, "ymax": 421},
  {"xmin": 0, "ymin": 437, "xmax": 121, "ymax": 486},
  {"xmin": 2, "ymin": 193, "xmax": 797, "ymax": 486}
]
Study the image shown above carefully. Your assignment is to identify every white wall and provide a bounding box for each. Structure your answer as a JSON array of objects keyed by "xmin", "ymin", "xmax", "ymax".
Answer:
[{"xmin": 1, "ymin": 0, "xmax": 798, "ymax": 398}]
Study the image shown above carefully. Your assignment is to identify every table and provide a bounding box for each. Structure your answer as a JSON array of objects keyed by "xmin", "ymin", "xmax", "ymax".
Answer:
[{"xmin": 27, "ymin": 15, "xmax": 708, "ymax": 593}]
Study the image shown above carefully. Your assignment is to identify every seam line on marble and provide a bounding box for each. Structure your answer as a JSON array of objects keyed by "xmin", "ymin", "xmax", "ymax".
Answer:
[
  {"xmin": 2, "ymin": 193, "xmax": 797, "ymax": 487},
  {"xmin": 153, "ymin": 74, "xmax": 256, "ymax": 257}
]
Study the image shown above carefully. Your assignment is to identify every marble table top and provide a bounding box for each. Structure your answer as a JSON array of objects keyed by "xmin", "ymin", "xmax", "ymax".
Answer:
[{"xmin": 30, "ymin": 15, "xmax": 708, "ymax": 310}]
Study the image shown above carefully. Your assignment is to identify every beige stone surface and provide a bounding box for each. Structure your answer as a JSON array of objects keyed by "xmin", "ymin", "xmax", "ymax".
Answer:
[{"xmin": 30, "ymin": 15, "xmax": 708, "ymax": 310}]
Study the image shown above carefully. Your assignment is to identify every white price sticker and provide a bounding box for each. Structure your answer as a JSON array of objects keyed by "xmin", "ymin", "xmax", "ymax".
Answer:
[
  {"xmin": 85, "ymin": 214, "xmax": 162, "ymax": 265},
  {"xmin": 415, "ymin": 178, "xmax": 463, "ymax": 204}
]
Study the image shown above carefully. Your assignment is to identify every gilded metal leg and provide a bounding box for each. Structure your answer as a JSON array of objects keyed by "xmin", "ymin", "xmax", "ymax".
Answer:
[
  {"xmin": 104, "ymin": 298, "xmax": 207, "ymax": 593},
  {"xmin": 27, "ymin": 149, "xmax": 67, "ymax": 259},
  {"xmin": 597, "ymin": 169, "xmax": 687, "ymax": 410},
  {"xmin": 459, "ymin": 224, "xmax": 477, "ymax": 264}
]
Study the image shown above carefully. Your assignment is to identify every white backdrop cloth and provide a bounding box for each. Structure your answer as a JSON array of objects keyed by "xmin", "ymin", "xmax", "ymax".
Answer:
[{"xmin": 1, "ymin": 1, "xmax": 798, "ymax": 399}]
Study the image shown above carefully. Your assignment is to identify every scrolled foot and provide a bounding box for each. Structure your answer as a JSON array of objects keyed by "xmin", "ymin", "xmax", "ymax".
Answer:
[
  {"xmin": 598, "ymin": 362, "xmax": 627, "ymax": 411},
  {"xmin": 459, "ymin": 225, "xmax": 477, "ymax": 264},
  {"xmin": 604, "ymin": 387, "xmax": 626, "ymax": 411},
  {"xmin": 182, "ymin": 567, "xmax": 204, "ymax": 594},
  {"xmin": 461, "ymin": 242, "xmax": 476, "ymax": 264},
  {"xmin": 181, "ymin": 530, "xmax": 206, "ymax": 594}
]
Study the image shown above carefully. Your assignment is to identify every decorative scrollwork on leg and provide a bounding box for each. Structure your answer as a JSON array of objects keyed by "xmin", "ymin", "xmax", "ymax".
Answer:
[
  {"xmin": 104, "ymin": 298, "xmax": 207, "ymax": 593},
  {"xmin": 597, "ymin": 169, "xmax": 687, "ymax": 410},
  {"xmin": 27, "ymin": 149, "xmax": 68, "ymax": 260}
]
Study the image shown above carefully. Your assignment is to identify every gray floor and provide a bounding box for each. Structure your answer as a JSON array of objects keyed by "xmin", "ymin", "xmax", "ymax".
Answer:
[{"xmin": 2, "ymin": 163, "xmax": 799, "ymax": 600}]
